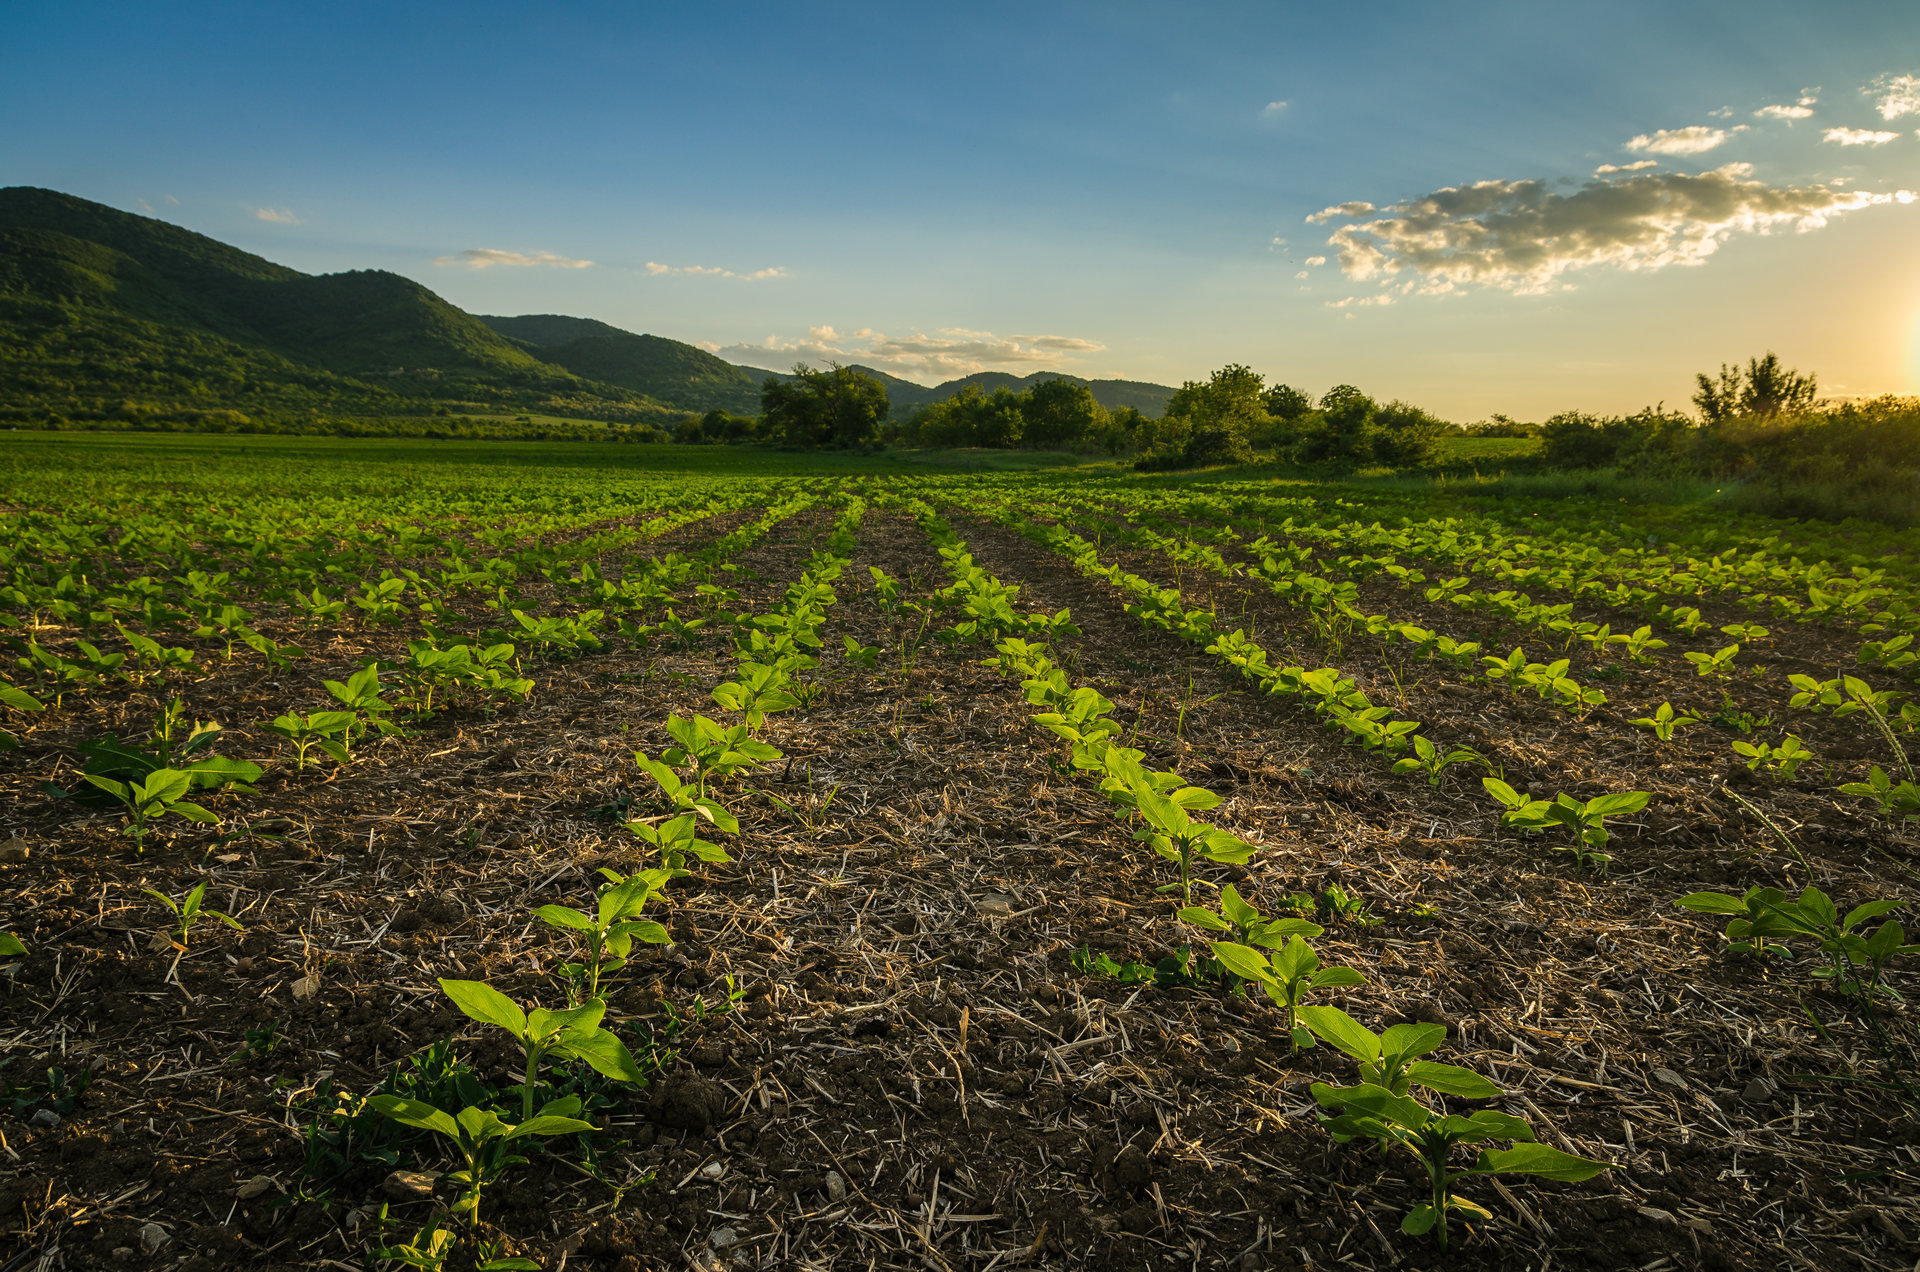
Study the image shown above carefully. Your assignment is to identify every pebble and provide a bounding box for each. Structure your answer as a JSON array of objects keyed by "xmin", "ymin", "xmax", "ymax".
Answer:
[
  {"xmin": 1652, "ymin": 1068, "xmax": 1689, "ymax": 1090},
  {"xmin": 139, "ymin": 1223, "xmax": 169, "ymax": 1254},
  {"xmin": 112, "ymin": 1249, "xmax": 134, "ymax": 1261},
  {"xmin": 290, "ymin": 974, "xmax": 320, "ymax": 1000},
  {"xmin": 28, "ymin": 1109, "xmax": 59, "ymax": 1129},
  {"xmin": 0, "ymin": 838, "xmax": 30, "ymax": 863},
  {"xmin": 699, "ymin": 1161, "xmax": 725, "ymax": 1180},
  {"xmin": 382, "ymin": 1169, "xmax": 439, "ymax": 1201},
  {"xmin": 824, "ymin": 1170, "xmax": 847, "ymax": 1202},
  {"xmin": 975, "ymin": 893, "xmax": 1014, "ymax": 916},
  {"xmin": 236, "ymin": 1174, "xmax": 276, "ymax": 1200},
  {"xmin": 710, "ymin": 1226, "xmax": 737, "ymax": 1249}
]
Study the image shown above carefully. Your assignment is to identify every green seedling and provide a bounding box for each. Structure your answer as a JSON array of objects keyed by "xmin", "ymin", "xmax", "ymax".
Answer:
[
  {"xmin": 1684, "ymin": 643, "xmax": 1740, "ymax": 678},
  {"xmin": 1298, "ymin": 1009, "xmax": 1501, "ymax": 1099},
  {"xmin": 117, "ymin": 627, "xmax": 200, "ymax": 684},
  {"xmin": 1211, "ymin": 937, "xmax": 1363, "ymax": 1051},
  {"xmin": 710, "ymin": 660, "xmax": 799, "ymax": 731},
  {"xmin": 1620, "ymin": 626, "xmax": 1668, "ymax": 662},
  {"xmin": 1677, "ymin": 885, "xmax": 1919, "ymax": 996},
  {"xmin": 142, "ymin": 880, "xmax": 243, "ymax": 948},
  {"xmin": 1125, "ymin": 778, "xmax": 1255, "ymax": 906},
  {"xmin": 633, "ymin": 753, "xmax": 738, "ymax": 832},
  {"xmin": 436, "ymin": 978, "xmax": 643, "ymax": 1121},
  {"xmin": 1178, "ymin": 884, "xmax": 1323, "ymax": 949},
  {"xmin": 662, "ymin": 713, "xmax": 780, "ymax": 796},
  {"xmin": 366, "ymin": 1095, "xmax": 593, "ymax": 1234},
  {"xmin": 626, "ymin": 811, "xmax": 729, "ymax": 876},
  {"xmin": 263, "ymin": 710, "xmax": 357, "ymax": 769},
  {"xmin": 85, "ymin": 768, "xmax": 219, "ymax": 851},
  {"xmin": 842, "ymin": 635, "xmax": 880, "ymax": 669},
  {"xmin": 239, "ymin": 627, "xmax": 305, "ymax": 670},
  {"xmin": 1840, "ymin": 766, "xmax": 1920, "ymax": 820},
  {"xmin": 1732, "ymin": 734, "xmax": 1813, "ymax": 780},
  {"xmin": 1391, "ymin": 735, "xmax": 1495, "ymax": 786},
  {"xmin": 1631, "ymin": 701, "xmax": 1700, "ymax": 742},
  {"xmin": 1721, "ymin": 622, "xmax": 1770, "ymax": 643},
  {"xmin": 323, "ymin": 664, "xmax": 403, "ymax": 751},
  {"xmin": 230, "ymin": 1020, "xmax": 283, "ymax": 1062},
  {"xmin": 0, "ymin": 934, "xmax": 24, "ymax": 957},
  {"xmin": 1311, "ymin": 1076, "xmax": 1610, "ymax": 1251},
  {"xmin": 535, "ymin": 868, "xmax": 672, "ymax": 1003}
]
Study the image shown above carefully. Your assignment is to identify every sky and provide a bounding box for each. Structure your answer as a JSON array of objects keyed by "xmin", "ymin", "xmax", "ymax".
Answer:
[{"xmin": 3, "ymin": 0, "xmax": 1919, "ymax": 419}]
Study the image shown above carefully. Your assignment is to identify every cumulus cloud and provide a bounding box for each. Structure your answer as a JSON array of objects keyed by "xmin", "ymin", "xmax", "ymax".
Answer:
[
  {"xmin": 1755, "ymin": 103, "xmax": 1815, "ymax": 120},
  {"xmin": 1868, "ymin": 72, "xmax": 1920, "ymax": 120},
  {"xmin": 1304, "ymin": 254, "xmax": 1326, "ymax": 266},
  {"xmin": 1825, "ymin": 126, "xmax": 1900, "ymax": 146},
  {"xmin": 1304, "ymin": 201, "xmax": 1376, "ymax": 224},
  {"xmin": 644, "ymin": 261, "xmax": 788, "ymax": 280},
  {"xmin": 1594, "ymin": 159, "xmax": 1659, "ymax": 175},
  {"xmin": 714, "ymin": 326, "xmax": 1105, "ymax": 382},
  {"xmin": 1262, "ymin": 100, "xmax": 1288, "ymax": 115},
  {"xmin": 1329, "ymin": 295, "xmax": 1392, "ymax": 309},
  {"xmin": 434, "ymin": 248, "xmax": 593, "ymax": 270},
  {"xmin": 1624, "ymin": 126, "xmax": 1733, "ymax": 155},
  {"xmin": 254, "ymin": 207, "xmax": 300, "ymax": 224},
  {"xmin": 1307, "ymin": 164, "xmax": 1917, "ymax": 296}
]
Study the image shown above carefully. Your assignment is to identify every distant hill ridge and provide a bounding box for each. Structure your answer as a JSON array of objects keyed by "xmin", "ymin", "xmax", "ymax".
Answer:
[{"xmin": 0, "ymin": 187, "xmax": 1173, "ymax": 424}]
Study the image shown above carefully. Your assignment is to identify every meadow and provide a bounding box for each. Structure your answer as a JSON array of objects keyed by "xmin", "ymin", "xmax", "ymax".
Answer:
[{"xmin": 3, "ymin": 433, "xmax": 1918, "ymax": 1272}]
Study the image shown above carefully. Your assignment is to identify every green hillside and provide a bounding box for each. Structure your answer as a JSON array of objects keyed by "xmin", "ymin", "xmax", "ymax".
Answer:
[
  {"xmin": 742, "ymin": 362, "xmax": 1173, "ymax": 417},
  {"xmin": 0, "ymin": 188, "xmax": 671, "ymax": 424},
  {"xmin": 478, "ymin": 314, "xmax": 764, "ymax": 413}
]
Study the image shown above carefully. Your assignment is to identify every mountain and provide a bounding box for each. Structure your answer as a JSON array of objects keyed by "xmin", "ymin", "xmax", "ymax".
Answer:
[
  {"xmin": 732, "ymin": 359, "xmax": 1172, "ymax": 418},
  {"xmin": 0, "ymin": 187, "xmax": 667, "ymax": 422},
  {"xmin": 477, "ymin": 314, "xmax": 764, "ymax": 414}
]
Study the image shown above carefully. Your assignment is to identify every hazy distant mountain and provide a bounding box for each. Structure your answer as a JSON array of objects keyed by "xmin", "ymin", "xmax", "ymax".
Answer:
[
  {"xmin": 477, "ymin": 314, "xmax": 764, "ymax": 414},
  {"xmin": 735, "ymin": 359, "xmax": 1172, "ymax": 418}
]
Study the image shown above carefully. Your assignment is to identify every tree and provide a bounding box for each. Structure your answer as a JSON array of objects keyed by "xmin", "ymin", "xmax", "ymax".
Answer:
[
  {"xmin": 1297, "ymin": 384, "xmax": 1377, "ymax": 465},
  {"xmin": 760, "ymin": 364, "xmax": 889, "ymax": 447},
  {"xmin": 1162, "ymin": 364, "xmax": 1268, "ymax": 465},
  {"xmin": 1023, "ymin": 378, "xmax": 1103, "ymax": 449},
  {"xmin": 1263, "ymin": 383, "xmax": 1314, "ymax": 421},
  {"xmin": 1693, "ymin": 352, "xmax": 1817, "ymax": 422}
]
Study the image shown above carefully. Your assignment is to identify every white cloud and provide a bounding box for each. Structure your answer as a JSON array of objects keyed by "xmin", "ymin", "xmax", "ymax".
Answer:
[
  {"xmin": 253, "ymin": 206, "xmax": 300, "ymax": 224},
  {"xmin": 1868, "ymin": 72, "xmax": 1920, "ymax": 120},
  {"xmin": 1594, "ymin": 159, "xmax": 1659, "ymax": 175},
  {"xmin": 714, "ymin": 326, "xmax": 1105, "ymax": 382},
  {"xmin": 1294, "ymin": 270, "xmax": 1309, "ymax": 279},
  {"xmin": 1308, "ymin": 164, "xmax": 1917, "ymax": 296},
  {"xmin": 1624, "ymin": 126, "xmax": 1730, "ymax": 155},
  {"xmin": 433, "ymin": 248, "xmax": 593, "ymax": 269},
  {"xmin": 1305, "ymin": 200, "xmax": 1377, "ymax": 224},
  {"xmin": 1754, "ymin": 103, "xmax": 1814, "ymax": 120},
  {"xmin": 1329, "ymin": 295, "xmax": 1392, "ymax": 309},
  {"xmin": 1707, "ymin": 107, "xmax": 1733, "ymax": 119},
  {"xmin": 1262, "ymin": 100, "xmax": 1288, "ymax": 115},
  {"xmin": 644, "ymin": 261, "xmax": 788, "ymax": 281},
  {"xmin": 1304, "ymin": 254, "xmax": 1326, "ymax": 266},
  {"xmin": 1824, "ymin": 126, "xmax": 1900, "ymax": 146}
]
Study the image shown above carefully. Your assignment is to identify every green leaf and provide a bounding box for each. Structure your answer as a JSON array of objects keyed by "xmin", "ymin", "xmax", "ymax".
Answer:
[
  {"xmin": 1380, "ymin": 1021, "xmax": 1447, "ymax": 1061},
  {"xmin": 504, "ymin": 1114, "xmax": 597, "ymax": 1141},
  {"xmin": 1406, "ymin": 1061, "xmax": 1501, "ymax": 1098},
  {"xmin": 1296, "ymin": 1006, "xmax": 1381, "ymax": 1062},
  {"xmin": 1585, "ymin": 791, "xmax": 1649, "ymax": 818},
  {"xmin": 438, "ymin": 978, "xmax": 528, "ymax": 1035},
  {"xmin": 534, "ymin": 905, "xmax": 597, "ymax": 933},
  {"xmin": 0, "ymin": 933, "xmax": 28, "ymax": 956},
  {"xmin": 1400, "ymin": 1204, "xmax": 1439, "ymax": 1235},
  {"xmin": 368, "ymin": 1094, "xmax": 460, "ymax": 1137},
  {"xmin": 1474, "ymin": 1142, "xmax": 1613, "ymax": 1182},
  {"xmin": 1310, "ymin": 966, "xmax": 1367, "ymax": 988},
  {"xmin": 1209, "ymin": 941, "xmax": 1276, "ymax": 985},
  {"xmin": 1675, "ymin": 891, "xmax": 1748, "ymax": 916},
  {"xmin": 1178, "ymin": 907, "xmax": 1233, "ymax": 931},
  {"xmin": 560, "ymin": 1028, "xmax": 645, "ymax": 1084}
]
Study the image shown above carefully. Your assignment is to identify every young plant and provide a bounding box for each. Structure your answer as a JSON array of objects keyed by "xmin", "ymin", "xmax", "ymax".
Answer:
[
  {"xmin": 1839, "ymin": 766, "xmax": 1920, "ymax": 821},
  {"xmin": 1631, "ymin": 701, "xmax": 1700, "ymax": 742},
  {"xmin": 1126, "ymin": 779, "xmax": 1256, "ymax": 906},
  {"xmin": 535, "ymin": 868, "xmax": 672, "ymax": 1003},
  {"xmin": 1684, "ymin": 643, "xmax": 1740, "ymax": 678},
  {"xmin": 842, "ymin": 635, "xmax": 880, "ymax": 670},
  {"xmin": 1178, "ymin": 884, "xmax": 1322, "ymax": 949},
  {"xmin": 1677, "ymin": 885, "xmax": 1919, "ymax": 996},
  {"xmin": 142, "ymin": 880, "xmax": 243, "ymax": 948},
  {"xmin": 323, "ymin": 664, "xmax": 403, "ymax": 753},
  {"xmin": 436, "ymin": 978, "xmax": 643, "ymax": 1121},
  {"xmin": 1310, "ymin": 1076, "xmax": 1610, "ymax": 1251},
  {"xmin": 1732, "ymin": 733, "xmax": 1813, "ymax": 780},
  {"xmin": 709, "ymin": 661, "xmax": 799, "ymax": 732},
  {"xmin": 633, "ymin": 753, "xmax": 738, "ymax": 831},
  {"xmin": 624, "ymin": 811, "xmax": 729, "ymax": 876},
  {"xmin": 84, "ymin": 768, "xmax": 219, "ymax": 851},
  {"xmin": 365, "ymin": 1096, "xmax": 593, "ymax": 1234},
  {"xmin": 262, "ymin": 710, "xmax": 357, "ymax": 769},
  {"xmin": 1390, "ymin": 735, "xmax": 1495, "ymax": 787},
  {"xmin": 1210, "ymin": 937, "xmax": 1363, "ymax": 1051},
  {"xmin": 661, "ymin": 713, "xmax": 780, "ymax": 796}
]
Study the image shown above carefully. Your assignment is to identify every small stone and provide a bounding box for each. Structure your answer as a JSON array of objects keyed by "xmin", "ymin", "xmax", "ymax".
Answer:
[
  {"xmin": 343, "ymin": 1209, "xmax": 367, "ymax": 1232},
  {"xmin": 382, "ymin": 1169, "xmax": 438, "ymax": 1201},
  {"xmin": 28, "ymin": 1108, "xmax": 60, "ymax": 1129},
  {"xmin": 236, "ymin": 1174, "xmax": 276, "ymax": 1200},
  {"xmin": 1637, "ymin": 1206, "xmax": 1678, "ymax": 1225},
  {"xmin": 824, "ymin": 1170, "xmax": 847, "ymax": 1202},
  {"xmin": 290, "ymin": 974, "xmax": 320, "ymax": 1000},
  {"xmin": 1652, "ymin": 1068, "xmax": 1689, "ymax": 1090},
  {"xmin": 139, "ymin": 1222, "xmax": 169, "ymax": 1254},
  {"xmin": 975, "ymin": 893, "xmax": 1014, "ymax": 916},
  {"xmin": 699, "ymin": 1160, "xmax": 725, "ymax": 1180},
  {"xmin": 0, "ymin": 838, "xmax": 30, "ymax": 863},
  {"xmin": 710, "ymin": 1226, "xmax": 737, "ymax": 1249},
  {"xmin": 1741, "ymin": 1077, "xmax": 1773, "ymax": 1104},
  {"xmin": 112, "ymin": 1249, "xmax": 135, "ymax": 1261}
]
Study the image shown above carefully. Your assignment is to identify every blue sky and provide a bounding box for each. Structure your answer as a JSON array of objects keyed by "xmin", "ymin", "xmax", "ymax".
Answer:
[{"xmin": 4, "ymin": 0, "xmax": 1919, "ymax": 417}]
